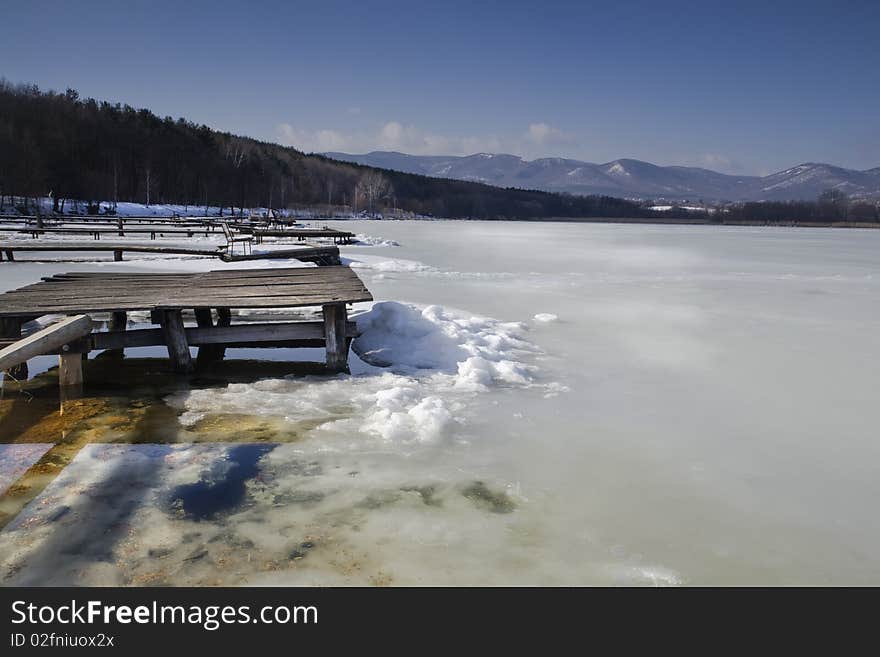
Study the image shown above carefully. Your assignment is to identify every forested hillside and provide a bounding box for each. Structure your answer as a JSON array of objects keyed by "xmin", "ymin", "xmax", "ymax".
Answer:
[{"xmin": 0, "ymin": 81, "xmax": 653, "ymax": 220}]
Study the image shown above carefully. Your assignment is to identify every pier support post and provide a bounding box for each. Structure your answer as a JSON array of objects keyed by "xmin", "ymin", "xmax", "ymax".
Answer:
[
  {"xmin": 58, "ymin": 351, "xmax": 83, "ymax": 388},
  {"xmin": 194, "ymin": 308, "xmax": 220, "ymax": 367},
  {"xmin": 322, "ymin": 303, "xmax": 349, "ymax": 372},
  {"xmin": 0, "ymin": 318, "xmax": 28, "ymax": 381},
  {"xmin": 160, "ymin": 309, "xmax": 193, "ymax": 373},
  {"xmin": 110, "ymin": 311, "xmax": 127, "ymax": 332},
  {"xmin": 103, "ymin": 311, "xmax": 127, "ymax": 360},
  {"xmin": 215, "ymin": 308, "xmax": 231, "ymax": 362}
]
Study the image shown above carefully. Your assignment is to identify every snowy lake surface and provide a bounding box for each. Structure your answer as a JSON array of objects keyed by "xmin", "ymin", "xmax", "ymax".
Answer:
[{"xmin": 1, "ymin": 220, "xmax": 879, "ymax": 585}]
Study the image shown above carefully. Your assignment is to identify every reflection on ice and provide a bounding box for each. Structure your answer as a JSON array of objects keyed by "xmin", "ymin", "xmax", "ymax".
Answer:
[
  {"xmin": 0, "ymin": 445, "xmax": 54, "ymax": 495},
  {"xmin": 0, "ymin": 443, "xmax": 527, "ymax": 586}
]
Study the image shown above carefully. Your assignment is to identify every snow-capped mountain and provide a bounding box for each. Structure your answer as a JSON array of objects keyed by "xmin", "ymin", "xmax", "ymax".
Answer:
[{"xmin": 324, "ymin": 152, "xmax": 880, "ymax": 202}]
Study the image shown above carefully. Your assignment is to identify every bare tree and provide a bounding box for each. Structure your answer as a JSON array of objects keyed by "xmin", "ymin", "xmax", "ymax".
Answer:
[
  {"xmin": 326, "ymin": 179, "xmax": 334, "ymax": 216},
  {"xmin": 144, "ymin": 166, "xmax": 153, "ymax": 206},
  {"xmin": 357, "ymin": 171, "xmax": 391, "ymax": 215}
]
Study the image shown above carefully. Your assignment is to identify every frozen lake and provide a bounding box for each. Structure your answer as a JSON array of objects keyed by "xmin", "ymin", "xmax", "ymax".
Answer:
[{"xmin": 1, "ymin": 220, "xmax": 879, "ymax": 585}]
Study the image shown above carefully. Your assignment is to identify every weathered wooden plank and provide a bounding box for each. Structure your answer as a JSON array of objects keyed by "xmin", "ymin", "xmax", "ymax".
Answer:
[
  {"xmin": 31, "ymin": 269, "xmax": 354, "ymax": 282},
  {"xmin": 0, "ymin": 300, "xmax": 367, "ymax": 317},
  {"xmin": 4, "ymin": 270, "xmax": 366, "ymax": 294},
  {"xmin": 0, "ymin": 315, "xmax": 93, "ymax": 372},
  {"xmin": 2, "ymin": 285, "xmax": 371, "ymax": 305},
  {"xmin": 45, "ymin": 266, "xmax": 349, "ymax": 280},
  {"xmin": 0, "ymin": 288, "xmax": 369, "ymax": 309},
  {"xmin": 0, "ymin": 293, "xmax": 370, "ymax": 316},
  {"xmin": 221, "ymin": 247, "xmax": 340, "ymax": 263},
  {"xmin": 0, "ymin": 267, "xmax": 372, "ymax": 318},
  {"xmin": 32, "ymin": 267, "xmax": 358, "ymax": 284},
  {"xmin": 11, "ymin": 273, "xmax": 361, "ymax": 295}
]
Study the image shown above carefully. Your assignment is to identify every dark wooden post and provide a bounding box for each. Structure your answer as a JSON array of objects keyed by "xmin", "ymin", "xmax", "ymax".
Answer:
[
  {"xmin": 194, "ymin": 308, "xmax": 218, "ymax": 367},
  {"xmin": 110, "ymin": 311, "xmax": 127, "ymax": 332},
  {"xmin": 114, "ymin": 250, "xmax": 123, "ymax": 262},
  {"xmin": 103, "ymin": 311, "xmax": 127, "ymax": 360},
  {"xmin": 216, "ymin": 308, "xmax": 232, "ymax": 327},
  {"xmin": 322, "ymin": 303, "xmax": 349, "ymax": 372},
  {"xmin": 160, "ymin": 309, "xmax": 193, "ymax": 373},
  {"xmin": 0, "ymin": 317, "xmax": 28, "ymax": 381}
]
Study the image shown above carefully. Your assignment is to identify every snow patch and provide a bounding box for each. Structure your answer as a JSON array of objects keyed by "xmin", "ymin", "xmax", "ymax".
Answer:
[
  {"xmin": 350, "ymin": 234, "xmax": 400, "ymax": 247},
  {"xmin": 343, "ymin": 255, "xmax": 436, "ymax": 273},
  {"xmin": 353, "ymin": 302, "xmax": 535, "ymax": 387},
  {"xmin": 167, "ymin": 301, "xmax": 548, "ymax": 445}
]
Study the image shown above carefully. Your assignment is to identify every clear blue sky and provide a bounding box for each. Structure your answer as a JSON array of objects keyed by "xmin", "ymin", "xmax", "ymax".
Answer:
[{"xmin": 2, "ymin": 0, "xmax": 878, "ymax": 174}]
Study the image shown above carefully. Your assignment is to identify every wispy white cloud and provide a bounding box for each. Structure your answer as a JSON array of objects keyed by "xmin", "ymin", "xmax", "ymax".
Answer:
[
  {"xmin": 525, "ymin": 122, "xmax": 569, "ymax": 146},
  {"xmin": 276, "ymin": 120, "xmax": 574, "ymax": 157},
  {"xmin": 277, "ymin": 124, "xmax": 350, "ymax": 152},
  {"xmin": 693, "ymin": 153, "xmax": 746, "ymax": 174}
]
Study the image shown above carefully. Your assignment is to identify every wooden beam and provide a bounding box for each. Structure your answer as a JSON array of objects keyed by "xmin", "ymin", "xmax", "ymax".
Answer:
[
  {"xmin": 323, "ymin": 303, "xmax": 349, "ymax": 372},
  {"xmin": 91, "ymin": 320, "xmax": 358, "ymax": 350},
  {"xmin": 0, "ymin": 315, "xmax": 92, "ymax": 373},
  {"xmin": 0, "ymin": 242, "xmax": 339, "ymax": 266},
  {"xmin": 159, "ymin": 309, "xmax": 193, "ymax": 373}
]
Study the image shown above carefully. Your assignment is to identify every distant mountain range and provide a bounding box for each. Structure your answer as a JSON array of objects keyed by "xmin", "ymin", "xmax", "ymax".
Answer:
[{"xmin": 325, "ymin": 152, "xmax": 880, "ymax": 202}]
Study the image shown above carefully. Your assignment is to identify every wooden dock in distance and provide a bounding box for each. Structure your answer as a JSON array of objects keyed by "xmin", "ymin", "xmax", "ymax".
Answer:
[
  {"xmin": 251, "ymin": 228, "xmax": 356, "ymax": 244},
  {"xmin": 0, "ymin": 242, "xmax": 341, "ymax": 265},
  {"xmin": 0, "ymin": 266, "xmax": 373, "ymax": 377},
  {"xmin": 8, "ymin": 226, "xmax": 217, "ymax": 239}
]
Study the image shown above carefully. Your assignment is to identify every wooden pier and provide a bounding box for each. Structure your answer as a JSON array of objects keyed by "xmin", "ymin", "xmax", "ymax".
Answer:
[
  {"xmin": 251, "ymin": 228, "xmax": 356, "ymax": 244},
  {"xmin": 0, "ymin": 266, "xmax": 372, "ymax": 382},
  {"xmin": 9, "ymin": 226, "xmax": 218, "ymax": 239},
  {"xmin": 0, "ymin": 242, "xmax": 341, "ymax": 265}
]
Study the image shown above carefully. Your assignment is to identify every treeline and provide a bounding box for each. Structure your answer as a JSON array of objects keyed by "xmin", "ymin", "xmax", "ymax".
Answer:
[
  {"xmin": 719, "ymin": 190, "xmax": 879, "ymax": 224},
  {"xmin": 0, "ymin": 80, "xmax": 661, "ymax": 220}
]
